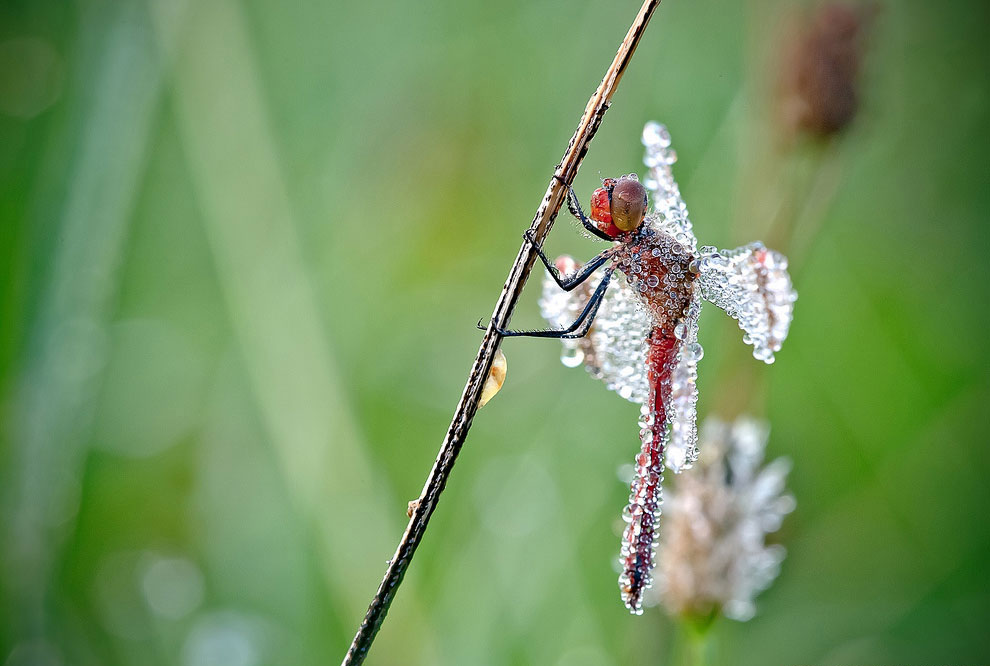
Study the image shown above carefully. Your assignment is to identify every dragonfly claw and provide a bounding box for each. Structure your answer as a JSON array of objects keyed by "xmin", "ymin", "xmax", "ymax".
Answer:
[{"xmin": 478, "ymin": 318, "xmax": 514, "ymax": 337}]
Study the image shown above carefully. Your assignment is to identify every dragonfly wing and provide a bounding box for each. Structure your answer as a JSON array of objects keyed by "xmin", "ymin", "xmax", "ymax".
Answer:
[
  {"xmin": 641, "ymin": 121, "xmax": 699, "ymax": 254},
  {"xmin": 696, "ymin": 242, "xmax": 797, "ymax": 364},
  {"xmin": 539, "ymin": 260, "xmax": 652, "ymax": 404},
  {"xmin": 539, "ymin": 257, "xmax": 704, "ymax": 470},
  {"xmin": 665, "ymin": 291, "xmax": 703, "ymax": 472}
]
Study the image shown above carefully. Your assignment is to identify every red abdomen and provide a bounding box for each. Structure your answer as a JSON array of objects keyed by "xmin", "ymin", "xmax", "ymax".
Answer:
[{"xmin": 618, "ymin": 328, "xmax": 678, "ymax": 613}]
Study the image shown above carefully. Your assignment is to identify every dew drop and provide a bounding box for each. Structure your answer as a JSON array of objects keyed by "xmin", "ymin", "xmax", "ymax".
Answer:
[{"xmin": 560, "ymin": 346, "xmax": 584, "ymax": 368}]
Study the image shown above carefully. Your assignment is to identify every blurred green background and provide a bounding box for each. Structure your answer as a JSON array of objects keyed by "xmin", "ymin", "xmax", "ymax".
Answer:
[{"xmin": 1, "ymin": 0, "xmax": 988, "ymax": 664}]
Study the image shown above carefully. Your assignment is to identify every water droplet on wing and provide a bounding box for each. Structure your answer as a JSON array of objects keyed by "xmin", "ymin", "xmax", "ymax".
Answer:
[{"xmin": 560, "ymin": 345, "xmax": 584, "ymax": 368}]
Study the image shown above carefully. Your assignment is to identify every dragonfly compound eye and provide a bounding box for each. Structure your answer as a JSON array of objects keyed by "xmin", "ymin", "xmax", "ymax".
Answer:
[{"xmin": 610, "ymin": 177, "xmax": 647, "ymax": 232}]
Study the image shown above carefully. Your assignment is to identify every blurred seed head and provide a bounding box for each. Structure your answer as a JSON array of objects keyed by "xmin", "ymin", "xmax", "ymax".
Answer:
[
  {"xmin": 779, "ymin": 3, "xmax": 875, "ymax": 138},
  {"xmin": 649, "ymin": 417, "xmax": 795, "ymax": 622}
]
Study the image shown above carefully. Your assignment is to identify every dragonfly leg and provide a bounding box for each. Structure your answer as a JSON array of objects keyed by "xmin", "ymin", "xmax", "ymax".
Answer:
[
  {"xmin": 554, "ymin": 176, "xmax": 614, "ymax": 242},
  {"xmin": 487, "ymin": 268, "xmax": 614, "ymax": 339},
  {"xmin": 524, "ymin": 229, "xmax": 613, "ymax": 291}
]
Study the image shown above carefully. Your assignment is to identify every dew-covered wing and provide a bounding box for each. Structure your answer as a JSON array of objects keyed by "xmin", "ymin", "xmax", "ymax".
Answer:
[
  {"xmin": 695, "ymin": 243, "xmax": 797, "ymax": 364},
  {"xmin": 539, "ymin": 260, "xmax": 652, "ymax": 404},
  {"xmin": 642, "ymin": 121, "xmax": 698, "ymax": 254},
  {"xmin": 664, "ymin": 291, "xmax": 703, "ymax": 472},
  {"xmin": 640, "ymin": 120, "xmax": 794, "ymax": 462}
]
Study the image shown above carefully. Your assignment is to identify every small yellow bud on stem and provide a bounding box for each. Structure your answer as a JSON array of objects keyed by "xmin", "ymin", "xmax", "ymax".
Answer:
[{"xmin": 479, "ymin": 349, "xmax": 507, "ymax": 407}]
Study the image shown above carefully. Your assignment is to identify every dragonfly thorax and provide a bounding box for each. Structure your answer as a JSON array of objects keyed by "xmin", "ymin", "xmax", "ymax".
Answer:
[{"xmin": 614, "ymin": 227, "xmax": 696, "ymax": 337}]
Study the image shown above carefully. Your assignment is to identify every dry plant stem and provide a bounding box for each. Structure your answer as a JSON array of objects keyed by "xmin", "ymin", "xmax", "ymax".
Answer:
[{"xmin": 341, "ymin": 1, "xmax": 662, "ymax": 663}]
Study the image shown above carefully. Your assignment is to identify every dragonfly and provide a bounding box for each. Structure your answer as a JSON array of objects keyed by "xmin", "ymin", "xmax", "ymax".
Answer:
[{"xmin": 493, "ymin": 122, "xmax": 797, "ymax": 614}]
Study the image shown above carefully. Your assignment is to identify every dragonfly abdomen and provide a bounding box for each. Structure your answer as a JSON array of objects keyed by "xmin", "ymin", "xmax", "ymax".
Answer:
[{"xmin": 618, "ymin": 328, "xmax": 678, "ymax": 614}]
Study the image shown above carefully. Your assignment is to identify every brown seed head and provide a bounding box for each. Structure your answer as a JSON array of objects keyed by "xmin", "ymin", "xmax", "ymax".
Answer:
[
  {"xmin": 780, "ymin": 3, "xmax": 874, "ymax": 138},
  {"xmin": 610, "ymin": 176, "xmax": 647, "ymax": 232}
]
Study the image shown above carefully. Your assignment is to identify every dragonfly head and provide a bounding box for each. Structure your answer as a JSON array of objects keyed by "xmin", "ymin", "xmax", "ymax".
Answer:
[{"xmin": 590, "ymin": 175, "xmax": 648, "ymax": 239}]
